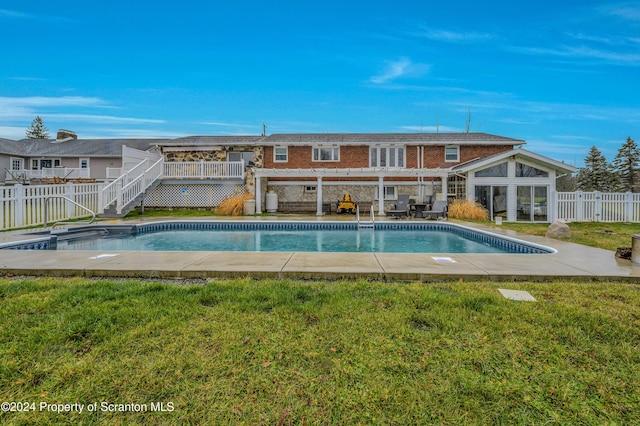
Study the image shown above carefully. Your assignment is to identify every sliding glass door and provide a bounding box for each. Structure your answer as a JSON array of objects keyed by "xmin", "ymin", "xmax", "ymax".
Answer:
[
  {"xmin": 475, "ymin": 185, "xmax": 507, "ymax": 220},
  {"xmin": 517, "ymin": 186, "xmax": 548, "ymax": 222}
]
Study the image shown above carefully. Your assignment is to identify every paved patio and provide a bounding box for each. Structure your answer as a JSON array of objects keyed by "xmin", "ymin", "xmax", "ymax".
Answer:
[{"xmin": 0, "ymin": 216, "xmax": 638, "ymax": 281}]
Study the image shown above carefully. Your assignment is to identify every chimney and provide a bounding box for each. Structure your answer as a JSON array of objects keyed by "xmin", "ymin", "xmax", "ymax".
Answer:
[{"xmin": 55, "ymin": 129, "xmax": 77, "ymax": 142}]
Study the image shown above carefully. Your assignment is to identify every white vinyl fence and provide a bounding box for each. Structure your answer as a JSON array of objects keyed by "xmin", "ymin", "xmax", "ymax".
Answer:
[
  {"xmin": 554, "ymin": 191, "xmax": 640, "ymax": 222},
  {"xmin": 0, "ymin": 183, "xmax": 101, "ymax": 230}
]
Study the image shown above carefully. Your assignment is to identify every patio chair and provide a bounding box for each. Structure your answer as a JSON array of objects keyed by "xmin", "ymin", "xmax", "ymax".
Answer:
[
  {"xmin": 386, "ymin": 194, "xmax": 410, "ymax": 219},
  {"xmin": 422, "ymin": 200, "xmax": 447, "ymax": 220}
]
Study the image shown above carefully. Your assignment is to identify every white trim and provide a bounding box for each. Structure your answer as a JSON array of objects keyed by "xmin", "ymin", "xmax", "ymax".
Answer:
[
  {"xmin": 453, "ymin": 148, "xmax": 577, "ymax": 174},
  {"xmin": 267, "ymin": 180, "xmax": 422, "ymax": 186},
  {"xmin": 254, "ymin": 167, "xmax": 449, "ymax": 178}
]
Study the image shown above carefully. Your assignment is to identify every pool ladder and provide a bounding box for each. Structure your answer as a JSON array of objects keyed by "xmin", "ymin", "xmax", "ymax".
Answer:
[{"xmin": 356, "ymin": 205, "xmax": 375, "ymax": 229}]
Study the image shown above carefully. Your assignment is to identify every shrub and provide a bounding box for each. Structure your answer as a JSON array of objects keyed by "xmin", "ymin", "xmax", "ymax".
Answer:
[
  {"xmin": 215, "ymin": 192, "xmax": 253, "ymax": 215},
  {"xmin": 447, "ymin": 199, "xmax": 489, "ymax": 220}
]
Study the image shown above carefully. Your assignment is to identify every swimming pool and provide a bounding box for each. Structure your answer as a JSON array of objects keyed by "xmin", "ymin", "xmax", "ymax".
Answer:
[{"xmin": 21, "ymin": 221, "xmax": 555, "ymax": 254}]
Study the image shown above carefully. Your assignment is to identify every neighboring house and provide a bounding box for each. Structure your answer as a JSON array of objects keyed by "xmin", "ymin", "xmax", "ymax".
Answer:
[
  {"xmin": 0, "ymin": 132, "xmax": 161, "ymax": 183},
  {"xmin": 0, "ymin": 131, "xmax": 577, "ymax": 222}
]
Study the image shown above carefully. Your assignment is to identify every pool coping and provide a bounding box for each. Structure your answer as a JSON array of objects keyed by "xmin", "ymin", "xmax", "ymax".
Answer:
[{"xmin": 0, "ymin": 216, "xmax": 638, "ymax": 281}]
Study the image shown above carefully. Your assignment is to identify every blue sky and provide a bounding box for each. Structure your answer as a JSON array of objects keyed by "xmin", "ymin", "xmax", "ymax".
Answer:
[{"xmin": 1, "ymin": 1, "xmax": 639, "ymax": 166}]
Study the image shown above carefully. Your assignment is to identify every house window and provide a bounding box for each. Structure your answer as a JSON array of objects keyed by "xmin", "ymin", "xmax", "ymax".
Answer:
[
  {"xmin": 305, "ymin": 185, "xmax": 317, "ymax": 192},
  {"xmin": 54, "ymin": 159, "xmax": 61, "ymax": 167},
  {"xmin": 274, "ymin": 146, "xmax": 288, "ymax": 162},
  {"xmin": 312, "ymin": 147, "xmax": 339, "ymax": 162},
  {"xmin": 10, "ymin": 158, "xmax": 23, "ymax": 171},
  {"xmin": 375, "ymin": 186, "xmax": 397, "ymax": 200},
  {"xmin": 31, "ymin": 159, "xmax": 38, "ymax": 170},
  {"xmin": 475, "ymin": 162, "xmax": 508, "ymax": 177},
  {"xmin": 370, "ymin": 147, "xmax": 405, "ymax": 167},
  {"xmin": 445, "ymin": 146, "xmax": 460, "ymax": 162},
  {"xmin": 516, "ymin": 162, "xmax": 548, "ymax": 177},
  {"xmin": 79, "ymin": 158, "xmax": 90, "ymax": 169}
]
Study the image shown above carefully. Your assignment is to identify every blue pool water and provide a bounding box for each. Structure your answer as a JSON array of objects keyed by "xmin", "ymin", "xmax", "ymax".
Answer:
[{"xmin": 48, "ymin": 221, "xmax": 553, "ymax": 254}]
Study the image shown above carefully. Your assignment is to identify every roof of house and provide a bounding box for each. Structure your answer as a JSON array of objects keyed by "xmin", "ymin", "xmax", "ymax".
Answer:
[
  {"xmin": 450, "ymin": 148, "xmax": 577, "ymax": 173},
  {"xmin": 262, "ymin": 132, "xmax": 525, "ymax": 146},
  {"xmin": 0, "ymin": 138, "xmax": 163, "ymax": 157},
  {"xmin": 0, "ymin": 132, "xmax": 525, "ymax": 157}
]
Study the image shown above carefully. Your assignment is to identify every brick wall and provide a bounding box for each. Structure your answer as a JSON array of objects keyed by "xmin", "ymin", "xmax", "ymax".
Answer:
[{"xmin": 264, "ymin": 144, "xmax": 513, "ymax": 169}]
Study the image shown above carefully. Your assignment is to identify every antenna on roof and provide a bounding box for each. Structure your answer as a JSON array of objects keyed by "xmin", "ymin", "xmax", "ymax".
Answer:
[
  {"xmin": 262, "ymin": 123, "xmax": 267, "ymax": 137},
  {"xmin": 465, "ymin": 108, "xmax": 471, "ymax": 133}
]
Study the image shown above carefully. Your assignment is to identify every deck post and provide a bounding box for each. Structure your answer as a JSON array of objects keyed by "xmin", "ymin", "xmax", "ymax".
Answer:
[
  {"xmin": 378, "ymin": 176, "xmax": 384, "ymax": 215},
  {"xmin": 316, "ymin": 176, "xmax": 323, "ymax": 215},
  {"xmin": 255, "ymin": 176, "xmax": 262, "ymax": 214}
]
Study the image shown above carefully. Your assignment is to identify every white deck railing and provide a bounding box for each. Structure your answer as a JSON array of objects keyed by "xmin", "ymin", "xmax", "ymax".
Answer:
[
  {"xmin": 163, "ymin": 161, "xmax": 244, "ymax": 179},
  {"xmin": 5, "ymin": 168, "xmax": 90, "ymax": 182}
]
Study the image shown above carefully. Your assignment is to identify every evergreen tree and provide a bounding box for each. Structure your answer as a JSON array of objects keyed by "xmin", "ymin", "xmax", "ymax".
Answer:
[
  {"xmin": 25, "ymin": 116, "xmax": 50, "ymax": 139},
  {"xmin": 611, "ymin": 136, "xmax": 639, "ymax": 192},
  {"xmin": 576, "ymin": 146, "xmax": 614, "ymax": 191}
]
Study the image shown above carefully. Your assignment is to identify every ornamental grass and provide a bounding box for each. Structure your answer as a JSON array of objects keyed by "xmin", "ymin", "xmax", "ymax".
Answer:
[
  {"xmin": 447, "ymin": 199, "xmax": 489, "ymax": 220},
  {"xmin": 215, "ymin": 192, "xmax": 253, "ymax": 215}
]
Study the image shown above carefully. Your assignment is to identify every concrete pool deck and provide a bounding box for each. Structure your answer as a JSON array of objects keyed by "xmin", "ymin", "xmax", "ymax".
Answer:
[{"xmin": 0, "ymin": 216, "xmax": 638, "ymax": 281}]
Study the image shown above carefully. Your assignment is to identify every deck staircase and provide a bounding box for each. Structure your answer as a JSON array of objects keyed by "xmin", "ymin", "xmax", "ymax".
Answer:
[{"xmin": 99, "ymin": 149, "xmax": 164, "ymax": 218}]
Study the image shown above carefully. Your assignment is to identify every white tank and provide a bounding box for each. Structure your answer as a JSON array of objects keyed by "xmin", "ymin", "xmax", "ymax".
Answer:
[{"xmin": 265, "ymin": 192, "xmax": 278, "ymax": 213}]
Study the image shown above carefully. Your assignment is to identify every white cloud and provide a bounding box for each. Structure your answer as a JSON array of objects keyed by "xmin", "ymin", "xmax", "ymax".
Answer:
[
  {"xmin": 0, "ymin": 126, "xmax": 28, "ymax": 140},
  {"xmin": 0, "ymin": 96, "xmax": 106, "ymax": 108},
  {"xmin": 48, "ymin": 114, "xmax": 164, "ymax": 124},
  {"xmin": 370, "ymin": 58, "xmax": 430, "ymax": 84},
  {"xmin": 412, "ymin": 27, "xmax": 495, "ymax": 43},
  {"xmin": 399, "ymin": 125, "xmax": 459, "ymax": 133},
  {"xmin": 598, "ymin": 3, "xmax": 640, "ymax": 21},
  {"xmin": 512, "ymin": 44, "xmax": 640, "ymax": 65}
]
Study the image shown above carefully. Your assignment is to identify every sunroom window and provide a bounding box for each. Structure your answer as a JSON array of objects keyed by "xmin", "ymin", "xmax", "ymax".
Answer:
[
  {"xmin": 474, "ymin": 162, "xmax": 508, "ymax": 177},
  {"xmin": 516, "ymin": 162, "xmax": 548, "ymax": 177}
]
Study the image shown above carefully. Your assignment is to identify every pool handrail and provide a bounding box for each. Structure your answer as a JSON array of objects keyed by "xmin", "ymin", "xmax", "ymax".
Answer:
[{"xmin": 44, "ymin": 196, "xmax": 96, "ymax": 229}]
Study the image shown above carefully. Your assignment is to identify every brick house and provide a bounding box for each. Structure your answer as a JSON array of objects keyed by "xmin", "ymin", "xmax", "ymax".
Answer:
[{"xmin": 252, "ymin": 132, "xmax": 575, "ymax": 222}]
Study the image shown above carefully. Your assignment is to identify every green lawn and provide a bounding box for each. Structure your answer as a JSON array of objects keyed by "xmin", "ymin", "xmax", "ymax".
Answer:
[
  {"xmin": 1, "ymin": 277, "xmax": 639, "ymax": 425},
  {"xmin": 490, "ymin": 221, "xmax": 639, "ymax": 252}
]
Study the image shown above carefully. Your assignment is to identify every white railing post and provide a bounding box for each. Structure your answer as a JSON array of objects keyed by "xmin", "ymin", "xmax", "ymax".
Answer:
[
  {"xmin": 626, "ymin": 192, "xmax": 633, "ymax": 223},
  {"xmin": 594, "ymin": 191, "xmax": 602, "ymax": 222},
  {"xmin": 575, "ymin": 191, "xmax": 583, "ymax": 222},
  {"xmin": 65, "ymin": 182, "xmax": 75, "ymax": 218},
  {"xmin": 15, "ymin": 184, "xmax": 24, "ymax": 227}
]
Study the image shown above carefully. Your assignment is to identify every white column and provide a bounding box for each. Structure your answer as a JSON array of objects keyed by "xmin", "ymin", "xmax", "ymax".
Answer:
[
  {"xmin": 255, "ymin": 176, "xmax": 262, "ymax": 214},
  {"xmin": 440, "ymin": 176, "xmax": 448, "ymax": 201},
  {"xmin": 378, "ymin": 176, "xmax": 385, "ymax": 215},
  {"xmin": 316, "ymin": 176, "xmax": 323, "ymax": 216}
]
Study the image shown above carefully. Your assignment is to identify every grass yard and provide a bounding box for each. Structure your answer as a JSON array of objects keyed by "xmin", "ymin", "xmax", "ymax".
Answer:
[
  {"xmin": 465, "ymin": 221, "xmax": 640, "ymax": 252},
  {"xmin": 1, "ymin": 277, "xmax": 639, "ymax": 425}
]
